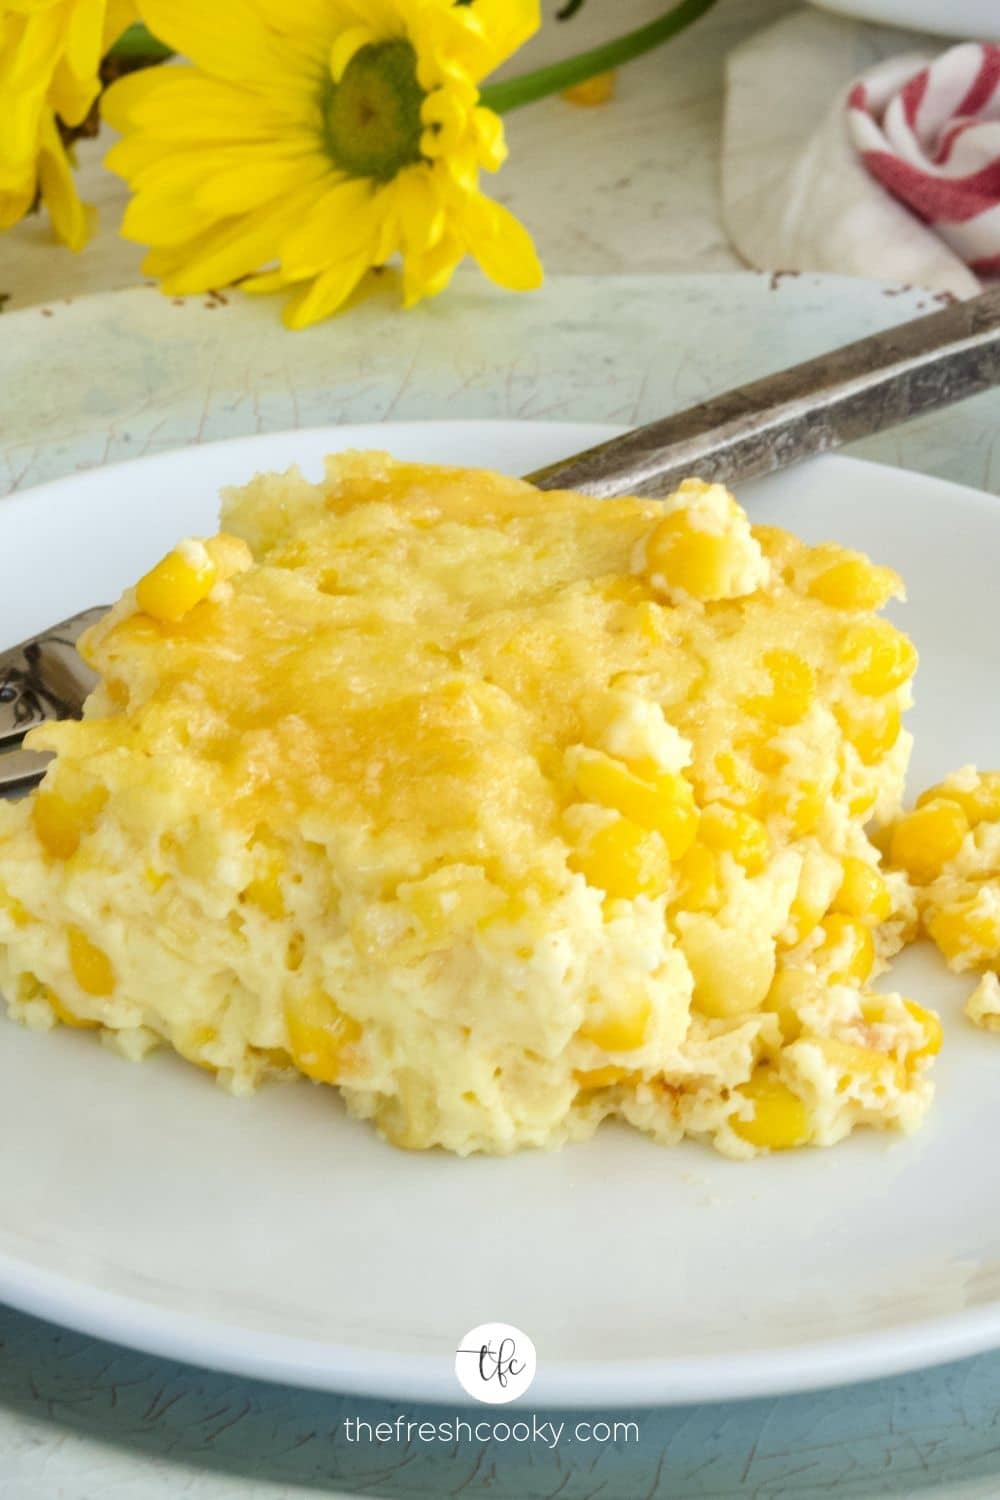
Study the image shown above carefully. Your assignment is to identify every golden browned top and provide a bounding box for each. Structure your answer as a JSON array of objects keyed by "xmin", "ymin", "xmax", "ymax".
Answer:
[{"xmin": 29, "ymin": 454, "xmax": 913, "ymax": 900}]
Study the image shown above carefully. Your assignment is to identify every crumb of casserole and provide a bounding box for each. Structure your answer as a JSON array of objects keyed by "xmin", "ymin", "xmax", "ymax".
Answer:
[
  {"xmin": 0, "ymin": 456, "xmax": 935, "ymax": 1156},
  {"xmin": 887, "ymin": 768, "xmax": 1000, "ymax": 1035},
  {"xmin": 965, "ymin": 972, "xmax": 1000, "ymax": 1032}
]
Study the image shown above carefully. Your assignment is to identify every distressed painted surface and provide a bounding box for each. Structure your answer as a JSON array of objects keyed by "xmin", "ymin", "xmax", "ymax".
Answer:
[
  {"xmin": 5, "ymin": 1304, "xmax": 1000, "ymax": 1498},
  {"xmin": 3, "ymin": 270, "xmax": 1000, "ymax": 1497},
  {"xmin": 3, "ymin": 271, "xmax": 997, "ymax": 501}
]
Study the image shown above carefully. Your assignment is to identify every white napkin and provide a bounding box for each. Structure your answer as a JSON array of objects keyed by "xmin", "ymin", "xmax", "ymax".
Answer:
[{"xmin": 721, "ymin": 8, "xmax": 982, "ymax": 298}]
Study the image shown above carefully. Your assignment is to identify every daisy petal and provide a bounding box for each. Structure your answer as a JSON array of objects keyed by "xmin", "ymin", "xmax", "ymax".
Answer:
[
  {"xmin": 246, "ymin": 0, "xmax": 352, "ymax": 36},
  {"xmin": 157, "ymin": 189, "xmax": 318, "ymax": 292},
  {"xmin": 241, "ymin": 268, "xmax": 296, "ymax": 294},
  {"xmin": 411, "ymin": 0, "xmax": 539, "ymax": 87},
  {"xmin": 103, "ymin": 68, "xmax": 307, "ymax": 143},
  {"xmin": 122, "ymin": 188, "xmax": 224, "ymax": 247},
  {"xmin": 138, "ymin": 0, "xmax": 310, "ymax": 88},
  {"xmin": 282, "ymin": 254, "xmax": 370, "ymax": 329},
  {"xmin": 395, "ymin": 167, "xmax": 445, "ymax": 254},
  {"xmin": 102, "ymin": 0, "xmax": 138, "ymax": 51},
  {"xmin": 65, "ymin": 0, "xmax": 104, "ymax": 87},
  {"xmin": 37, "ymin": 114, "xmax": 94, "ymax": 250},
  {"xmin": 472, "ymin": 107, "xmax": 506, "ymax": 173},
  {"xmin": 48, "ymin": 1, "xmax": 103, "ymax": 126},
  {"xmin": 100, "ymin": 66, "xmax": 166, "ymax": 131},
  {"xmin": 196, "ymin": 152, "xmax": 330, "ymax": 215},
  {"xmin": 466, "ymin": 0, "xmax": 540, "ymax": 75},
  {"xmin": 0, "ymin": 7, "xmax": 63, "ymax": 167},
  {"xmin": 330, "ymin": 25, "xmax": 375, "ymax": 83},
  {"xmin": 459, "ymin": 194, "xmax": 542, "ymax": 292},
  {"xmin": 402, "ymin": 230, "xmax": 463, "ymax": 306},
  {"xmin": 279, "ymin": 179, "xmax": 377, "ymax": 277}
]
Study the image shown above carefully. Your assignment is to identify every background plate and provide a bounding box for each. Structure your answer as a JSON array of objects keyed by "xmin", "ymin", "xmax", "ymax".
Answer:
[
  {"xmin": 2, "ymin": 420, "xmax": 1000, "ymax": 1406},
  {"xmin": 809, "ymin": 0, "xmax": 1000, "ymax": 40}
]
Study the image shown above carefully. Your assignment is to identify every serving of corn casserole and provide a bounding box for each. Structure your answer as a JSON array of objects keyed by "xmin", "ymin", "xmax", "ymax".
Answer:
[{"xmin": 0, "ymin": 453, "xmax": 943, "ymax": 1157}]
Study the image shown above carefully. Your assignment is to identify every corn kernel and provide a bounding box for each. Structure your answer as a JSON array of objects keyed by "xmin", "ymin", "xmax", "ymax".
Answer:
[
  {"xmin": 750, "ymin": 741, "xmax": 785, "ymax": 775},
  {"xmin": 243, "ymin": 862, "xmax": 285, "ymax": 919},
  {"xmin": 903, "ymin": 999, "xmax": 943, "ymax": 1059},
  {"xmin": 845, "ymin": 784, "xmax": 880, "ymax": 820},
  {"xmin": 784, "ymin": 852, "xmax": 840, "ymax": 947},
  {"xmin": 0, "ymin": 882, "xmax": 30, "ymax": 927},
  {"xmin": 253, "ymin": 1045, "xmax": 295, "ymax": 1071},
  {"xmin": 32, "ymin": 784, "xmax": 107, "ymax": 860},
  {"xmin": 574, "ymin": 1065, "xmax": 637, "ymax": 1090},
  {"xmin": 642, "ymin": 511, "xmax": 743, "ymax": 603},
  {"xmin": 568, "ymin": 817, "xmax": 671, "ymax": 900},
  {"xmin": 673, "ymin": 843, "xmax": 719, "ymax": 911},
  {"xmin": 807, "ymin": 554, "xmax": 901, "ymax": 610},
  {"xmin": 862, "ymin": 998, "xmax": 943, "ymax": 1061},
  {"xmin": 636, "ymin": 599, "xmax": 669, "ymax": 644},
  {"xmin": 832, "ymin": 857, "xmax": 892, "ymax": 923},
  {"xmin": 731, "ymin": 1067, "xmax": 809, "ymax": 1150},
  {"xmin": 926, "ymin": 898, "xmax": 1000, "ymax": 967},
  {"xmin": 45, "ymin": 986, "xmax": 99, "ymax": 1030},
  {"xmin": 680, "ymin": 916, "xmax": 775, "ymax": 1018},
  {"xmin": 784, "ymin": 891, "xmax": 825, "ymax": 948},
  {"xmin": 177, "ymin": 1023, "xmax": 220, "ymax": 1071},
  {"xmin": 917, "ymin": 771, "xmax": 1000, "ymax": 827},
  {"xmin": 746, "ymin": 650, "xmax": 816, "ymax": 726},
  {"xmin": 399, "ymin": 867, "xmax": 505, "ymax": 945},
  {"xmin": 714, "ymin": 749, "xmax": 765, "ymax": 816},
  {"xmin": 835, "ymin": 700, "xmax": 901, "ymax": 765},
  {"xmin": 562, "ymin": 69, "xmax": 615, "ymax": 105},
  {"xmin": 769, "ymin": 775, "xmax": 827, "ymax": 838},
  {"xmin": 814, "ymin": 1035, "xmax": 899, "ymax": 1087},
  {"xmin": 839, "ymin": 620, "xmax": 918, "ymax": 696},
  {"xmin": 698, "ymin": 804, "xmax": 770, "ymax": 875},
  {"xmin": 889, "ymin": 798, "xmax": 969, "ymax": 884},
  {"xmin": 579, "ymin": 992, "xmax": 651, "ymax": 1052},
  {"xmin": 762, "ymin": 968, "xmax": 813, "ymax": 1041},
  {"xmin": 572, "ymin": 751, "xmax": 698, "ymax": 858},
  {"xmin": 284, "ymin": 990, "xmax": 362, "ymax": 1085},
  {"xmin": 869, "ymin": 822, "xmax": 893, "ymax": 858},
  {"xmin": 135, "ymin": 544, "xmax": 217, "ymax": 624},
  {"xmin": 813, "ymin": 913, "xmax": 874, "ymax": 985},
  {"xmin": 67, "ymin": 926, "xmax": 115, "ymax": 997}
]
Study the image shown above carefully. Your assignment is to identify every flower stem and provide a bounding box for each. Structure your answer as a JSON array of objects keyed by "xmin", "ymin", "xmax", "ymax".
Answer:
[
  {"xmin": 480, "ymin": 0, "xmax": 718, "ymax": 115},
  {"xmin": 105, "ymin": 22, "xmax": 173, "ymax": 66}
]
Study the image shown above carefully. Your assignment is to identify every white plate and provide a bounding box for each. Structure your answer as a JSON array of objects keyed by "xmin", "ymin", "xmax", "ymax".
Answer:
[
  {"xmin": 810, "ymin": 0, "xmax": 1000, "ymax": 41},
  {"xmin": 3, "ymin": 420, "xmax": 1000, "ymax": 1408}
]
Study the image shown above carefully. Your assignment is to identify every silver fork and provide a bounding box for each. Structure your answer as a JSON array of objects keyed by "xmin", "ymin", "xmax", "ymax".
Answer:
[
  {"xmin": 7, "ymin": 284, "xmax": 1000, "ymax": 795},
  {"xmin": 1, "ymin": 609, "xmax": 104, "ymax": 794}
]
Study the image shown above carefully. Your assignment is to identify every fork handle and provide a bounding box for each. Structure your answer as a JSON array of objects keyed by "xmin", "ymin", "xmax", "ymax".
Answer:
[
  {"xmin": 526, "ymin": 284, "xmax": 1000, "ymax": 498},
  {"xmin": 0, "ymin": 609, "xmax": 105, "ymax": 795}
]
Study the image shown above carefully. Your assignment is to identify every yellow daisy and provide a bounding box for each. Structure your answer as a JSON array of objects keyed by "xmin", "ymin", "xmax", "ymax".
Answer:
[
  {"xmin": 104, "ymin": 0, "xmax": 544, "ymax": 328},
  {"xmin": 0, "ymin": 0, "xmax": 135, "ymax": 247}
]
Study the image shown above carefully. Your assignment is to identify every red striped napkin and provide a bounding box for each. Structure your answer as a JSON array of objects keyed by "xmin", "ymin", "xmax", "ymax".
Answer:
[{"xmin": 847, "ymin": 43, "xmax": 1000, "ymax": 279}]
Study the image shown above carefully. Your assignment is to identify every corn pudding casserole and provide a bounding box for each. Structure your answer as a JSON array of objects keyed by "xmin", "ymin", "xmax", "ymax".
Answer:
[{"xmin": 0, "ymin": 454, "xmax": 939, "ymax": 1157}]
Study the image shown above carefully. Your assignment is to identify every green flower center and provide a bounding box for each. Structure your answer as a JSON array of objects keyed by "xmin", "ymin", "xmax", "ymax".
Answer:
[{"xmin": 323, "ymin": 39, "xmax": 426, "ymax": 183}]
